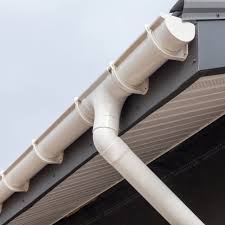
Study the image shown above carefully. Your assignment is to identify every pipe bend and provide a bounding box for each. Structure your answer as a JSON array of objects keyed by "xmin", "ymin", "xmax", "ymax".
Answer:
[{"xmin": 93, "ymin": 128, "xmax": 130, "ymax": 166}]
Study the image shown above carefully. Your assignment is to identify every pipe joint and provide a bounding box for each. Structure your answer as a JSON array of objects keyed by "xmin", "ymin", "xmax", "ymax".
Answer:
[
  {"xmin": 93, "ymin": 128, "xmax": 129, "ymax": 165},
  {"xmin": 92, "ymin": 101, "xmax": 122, "ymax": 133},
  {"xmin": 92, "ymin": 92, "xmax": 126, "ymax": 132},
  {"xmin": 90, "ymin": 73, "xmax": 129, "ymax": 132}
]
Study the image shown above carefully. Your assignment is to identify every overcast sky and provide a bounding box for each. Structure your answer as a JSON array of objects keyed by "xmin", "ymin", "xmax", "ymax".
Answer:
[{"xmin": 0, "ymin": 0, "xmax": 176, "ymax": 171}]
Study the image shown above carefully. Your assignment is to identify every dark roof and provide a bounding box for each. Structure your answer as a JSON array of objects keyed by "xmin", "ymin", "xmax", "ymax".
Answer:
[{"xmin": 170, "ymin": 0, "xmax": 225, "ymax": 20}]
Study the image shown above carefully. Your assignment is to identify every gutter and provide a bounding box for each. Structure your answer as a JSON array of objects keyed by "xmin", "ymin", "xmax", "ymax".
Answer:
[{"xmin": 0, "ymin": 14, "xmax": 203, "ymax": 224}]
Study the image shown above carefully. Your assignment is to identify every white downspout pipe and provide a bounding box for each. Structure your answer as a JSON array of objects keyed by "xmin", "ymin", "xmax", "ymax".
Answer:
[
  {"xmin": 0, "ymin": 14, "xmax": 204, "ymax": 224},
  {"xmin": 94, "ymin": 129, "xmax": 204, "ymax": 225},
  {"xmin": 84, "ymin": 15, "xmax": 203, "ymax": 225}
]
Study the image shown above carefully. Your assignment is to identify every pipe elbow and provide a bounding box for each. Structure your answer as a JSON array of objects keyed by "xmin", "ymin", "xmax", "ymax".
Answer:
[
  {"xmin": 93, "ymin": 128, "xmax": 117, "ymax": 155},
  {"xmin": 93, "ymin": 128, "xmax": 129, "ymax": 166}
]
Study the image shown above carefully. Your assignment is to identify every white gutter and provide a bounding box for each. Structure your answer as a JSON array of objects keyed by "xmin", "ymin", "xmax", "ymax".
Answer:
[{"xmin": 0, "ymin": 14, "xmax": 204, "ymax": 224}]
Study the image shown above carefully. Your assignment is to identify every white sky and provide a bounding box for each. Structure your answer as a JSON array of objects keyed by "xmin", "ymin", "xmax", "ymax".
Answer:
[{"xmin": 0, "ymin": 0, "xmax": 177, "ymax": 171}]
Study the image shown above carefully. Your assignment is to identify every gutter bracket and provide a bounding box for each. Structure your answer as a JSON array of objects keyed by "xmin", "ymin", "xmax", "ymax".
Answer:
[
  {"xmin": 109, "ymin": 63, "xmax": 149, "ymax": 95},
  {"xmin": 32, "ymin": 140, "xmax": 64, "ymax": 164},
  {"xmin": 1, "ymin": 173, "xmax": 29, "ymax": 192},
  {"xmin": 74, "ymin": 98, "xmax": 94, "ymax": 125}
]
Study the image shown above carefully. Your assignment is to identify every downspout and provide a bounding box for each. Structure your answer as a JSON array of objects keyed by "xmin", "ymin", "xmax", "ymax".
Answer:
[
  {"xmin": 0, "ymin": 14, "xmax": 204, "ymax": 224},
  {"xmin": 78, "ymin": 15, "xmax": 204, "ymax": 225}
]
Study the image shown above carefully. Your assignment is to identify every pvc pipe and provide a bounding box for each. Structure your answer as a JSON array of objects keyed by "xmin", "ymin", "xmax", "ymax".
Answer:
[{"xmin": 93, "ymin": 129, "xmax": 204, "ymax": 225}]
